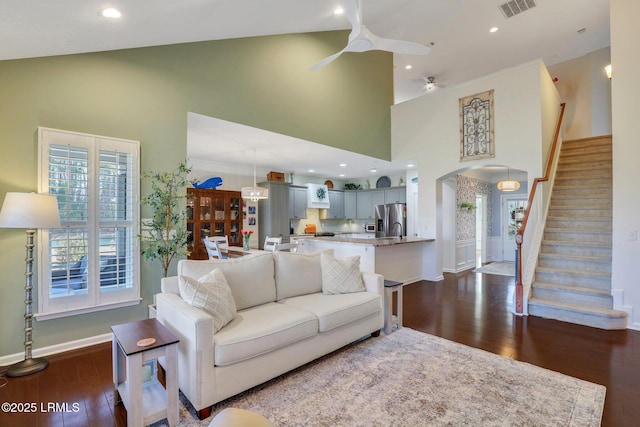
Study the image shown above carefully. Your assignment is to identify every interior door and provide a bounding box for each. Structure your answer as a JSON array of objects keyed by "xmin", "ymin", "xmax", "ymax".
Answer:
[{"xmin": 502, "ymin": 197, "xmax": 527, "ymax": 262}]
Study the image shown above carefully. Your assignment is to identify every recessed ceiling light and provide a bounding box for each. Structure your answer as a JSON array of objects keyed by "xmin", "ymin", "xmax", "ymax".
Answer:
[
  {"xmin": 339, "ymin": 174, "xmax": 345, "ymax": 177},
  {"xmin": 102, "ymin": 8, "xmax": 122, "ymax": 18},
  {"xmin": 339, "ymin": 163, "xmax": 347, "ymax": 167},
  {"xmin": 405, "ymin": 65, "xmax": 413, "ymax": 70},
  {"xmin": 489, "ymin": 27, "xmax": 499, "ymax": 33},
  {"xmin": 407, "ymin": 164, "xmax": 415, "ymax": 168},
  {"xmin": 308, "ymin": 169, "xmax": 315, "ymax": 173},
  {"xmin": 334, "ymin": 7, "xmax": 344, "ymax": 15},
  {"xmin": 370, "ymin": 168, "xmax": 377, "ymax": 173}
]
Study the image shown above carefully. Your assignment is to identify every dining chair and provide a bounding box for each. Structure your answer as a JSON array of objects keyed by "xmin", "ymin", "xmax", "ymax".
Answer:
[
  {"xmin": 275, "ymin": 242, "xmax": 298, "ymax": 253},
  {"xmin": 263, "ymin": 236, "xmax": 282, "ymax": 252},
  {"xmin": 208, "ymin": 235, "xmax": 229, "ymax": 250},
  {"xmin": 203, "ymin": 237, "xmax": 229, "ymax": 259}
]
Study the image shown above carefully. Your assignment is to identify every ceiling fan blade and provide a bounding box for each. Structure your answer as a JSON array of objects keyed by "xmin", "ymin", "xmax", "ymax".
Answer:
[
  {"xmin": 342, "ymin": 0, "xmax": 362, "ymax": 30},
  {"xmin": 310, "ymin": 49, "xmax": 346, "ymax": 70},
  {"xmin": 371, "ymin": 35, "xmax": 431, "ymax": 55}
]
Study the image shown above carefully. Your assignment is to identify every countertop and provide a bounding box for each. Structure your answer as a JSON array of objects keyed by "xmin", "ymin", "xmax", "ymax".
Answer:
[{"xmin": 300, "ymin": 235, "xmax": 434, "ymax": 247}]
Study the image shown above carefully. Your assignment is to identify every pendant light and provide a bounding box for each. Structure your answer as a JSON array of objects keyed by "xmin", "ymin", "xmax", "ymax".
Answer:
[
  {"xmin": 497, "ymin": 168, "xmax": 520, "ymax": 192},
  {"xmin": 241, "ymin": 149, "xmax": 269, "ymax": 202}
]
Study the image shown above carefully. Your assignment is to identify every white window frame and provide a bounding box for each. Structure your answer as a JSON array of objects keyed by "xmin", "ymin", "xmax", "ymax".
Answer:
[{"xmin": 37, "ymin": 127, "xmax": 141, "ymax": 320}]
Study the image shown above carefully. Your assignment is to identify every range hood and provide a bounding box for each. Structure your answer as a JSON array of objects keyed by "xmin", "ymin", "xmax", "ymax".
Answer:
[{"xmin": 307, "ymin": 183, "xmax": 330, "ymax": 209}]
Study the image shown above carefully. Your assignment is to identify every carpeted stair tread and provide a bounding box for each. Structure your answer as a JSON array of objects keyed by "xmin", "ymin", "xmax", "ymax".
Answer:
[
  {"xmin": 538, "ymin": 253, "xmax": 612, "ymax": 263},
  {"xmin": 560, "ymin": 146, "xmax": 612, "ymax": 156},
  {"xmin": 544, "ymin": 227, "xmax": 611, "ymax": 234},
  {"xmin": 535, "ymin": 266, "xmax": 611, "ymax": 279},
  {"xmin": 532, "ymin": 281, "xmax": 611, "ymax": 297},
  {"xmin": 541, "ymin": 239, "xmax": 611, "ymax": 248},
  {"xmin": 528, "ymin": 297, "xmax": 627, "ymax": 319}
]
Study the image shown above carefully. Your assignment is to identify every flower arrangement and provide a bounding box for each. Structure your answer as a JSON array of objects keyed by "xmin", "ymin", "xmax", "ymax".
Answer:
[{"xmin": 241, "ymin": 229, "xmax": 253, "ymax": 251}]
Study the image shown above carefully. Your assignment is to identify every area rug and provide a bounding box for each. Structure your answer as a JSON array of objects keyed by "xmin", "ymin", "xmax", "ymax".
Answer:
[
  {"xmin": 159, "ymin": 328, "xmax": 605, "ymax": 427},
  {"xmin": 473, "ymin": 261, "xmax": 516, "ymax": 277}
]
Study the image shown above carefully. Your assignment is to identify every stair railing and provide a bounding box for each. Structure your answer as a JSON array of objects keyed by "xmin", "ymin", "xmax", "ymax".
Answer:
[{"xmin": 515, "ymin": 103, "xmax": 566, "ymax": 314}]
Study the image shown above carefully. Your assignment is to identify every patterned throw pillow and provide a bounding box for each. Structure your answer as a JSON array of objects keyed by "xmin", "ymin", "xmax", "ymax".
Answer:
[
  {"xmin": 179, "ymin": 268, "xmax": 237, "ymax": 332},
  {"xmin": 320, "ymin": 252, "xmax": 365, "ymax": 295}
]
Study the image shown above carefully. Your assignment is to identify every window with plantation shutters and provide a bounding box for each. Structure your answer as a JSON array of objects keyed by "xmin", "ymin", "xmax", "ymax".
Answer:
[{"xmin": 37, "ymin": 127, "xmax": 140, "ymax": 319}]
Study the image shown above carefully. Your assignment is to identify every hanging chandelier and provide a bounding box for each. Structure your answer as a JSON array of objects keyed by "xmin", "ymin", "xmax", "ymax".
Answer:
[
  {"xmin": 497, "ymin": 168, "xmax": 520, "ymax": 192},
  {"xmin": 241, "ymin": 149, "xmax": 269, "ymax": 201}
]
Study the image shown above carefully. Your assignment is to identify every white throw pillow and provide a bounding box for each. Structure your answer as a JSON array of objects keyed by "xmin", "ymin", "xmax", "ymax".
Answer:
[
  {"xmin": 320, "ymin": 252, "xmax": 365, "ymax": 295},
  {"xmin": 274, "ymin": 250, "xmax": 334, "ymax": 300},
  {"xmin": 179, "ymin": 268, "xmax": 237, "ymax": 332}
]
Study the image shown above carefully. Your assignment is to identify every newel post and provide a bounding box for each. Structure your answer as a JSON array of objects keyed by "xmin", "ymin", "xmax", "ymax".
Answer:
[{"xmin": 515, "ymin": 233, "xmax": 523, "ymax": 314}]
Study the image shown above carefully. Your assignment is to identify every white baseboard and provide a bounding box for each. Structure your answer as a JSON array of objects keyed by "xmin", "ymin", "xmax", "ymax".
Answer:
[{"xmin": 0, "ymin": 333, "xmax": 112, "ymax": 366}]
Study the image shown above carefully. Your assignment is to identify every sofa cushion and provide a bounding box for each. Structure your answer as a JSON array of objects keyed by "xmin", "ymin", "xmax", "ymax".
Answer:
[
  {"xmin": 320, "ymin": 253, "xmax": 365, "ymax": 295},
  {"xmin": 177, "ymin": 253, "xmax": 275, "ymax": 310},
  {"xmin": 274, "ymin": 250, "xmax": 332, "ymax": 300},
  {"xmin": 279, "ymin": 291, "xmax": 381, "ymax": 333},
  {"xmin": 213, "ymin": 302, "xmax": 318, "ymax": 366},
  {"xmin": 178, "ymin": 268, "xmax": 237, "ymax": 333}
]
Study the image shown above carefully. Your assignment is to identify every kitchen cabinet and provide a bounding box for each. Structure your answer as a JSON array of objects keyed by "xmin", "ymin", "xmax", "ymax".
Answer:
[
  {"xmin": 356, "ymin": 190, "xmax": 385, "ymax": 219},
  {"xmin": 384, "ymin": 187, "xmax": 407, "ymax": 204},
  {"xmin": 187, "ymin": 188, "xmax": 241, "ymax": 260},
  {"xmin": 259, "ymin": 182, "xmax": 290, "ymax": 248},
  {"xmin": 344, "ymin": 191, "xmax": 357, "ymax": 219},
  {"xmin": 325, "ymin": 190, "xmax": 345, "ymax": 219},
  {"xmin": 289, "ymin": 186, "xmax": 307, "ymax": 219}
]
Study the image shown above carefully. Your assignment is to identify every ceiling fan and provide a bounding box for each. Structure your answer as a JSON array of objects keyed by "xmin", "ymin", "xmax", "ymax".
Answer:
[
  {"xmin": 422, "ymin": 76, "xmax": 444, "ymax": 92},
  {"xmin": 311, "ymin": 0, "xmax": 431, "ymax": 70}
]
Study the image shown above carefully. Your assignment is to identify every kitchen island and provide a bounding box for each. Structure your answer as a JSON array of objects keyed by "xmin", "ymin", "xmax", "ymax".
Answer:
[{"xmin": 295, "ymin": 235, "xmax": 434, "ymax": 285}]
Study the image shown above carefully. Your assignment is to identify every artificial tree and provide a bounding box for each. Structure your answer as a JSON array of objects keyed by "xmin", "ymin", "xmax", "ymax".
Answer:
[{"xmin": 139, "ymin": 162, "xmax": 192, "ymax": 277}]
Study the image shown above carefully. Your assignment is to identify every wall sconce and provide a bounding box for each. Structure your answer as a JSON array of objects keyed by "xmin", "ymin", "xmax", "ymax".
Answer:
[{"xmin": 605, "ymin": 64, "xmax": 612, "ymax": 79}]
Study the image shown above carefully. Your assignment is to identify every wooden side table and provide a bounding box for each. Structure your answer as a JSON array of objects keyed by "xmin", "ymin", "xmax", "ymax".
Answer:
[
  {"xmin": 383, "ymin": 279, "xmax": 406, "ymax": 334},
  {"xmin": 112, "ymin": 318, "xmax": 180, "ymax": 426}
]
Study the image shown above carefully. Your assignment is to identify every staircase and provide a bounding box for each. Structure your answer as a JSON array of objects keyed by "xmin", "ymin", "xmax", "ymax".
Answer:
[{"xmin": 528, "ymin": 135, "xmax": 628, "ymax": 329}]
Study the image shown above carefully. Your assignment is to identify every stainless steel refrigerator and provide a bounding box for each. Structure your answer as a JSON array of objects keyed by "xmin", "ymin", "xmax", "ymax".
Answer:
[{"xmin": 375, "ymin": 203, "xmax": 406, "ymax": 238}]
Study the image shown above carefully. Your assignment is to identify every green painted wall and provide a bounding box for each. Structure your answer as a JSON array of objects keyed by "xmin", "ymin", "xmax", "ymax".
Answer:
[{"xmin": 0, "ymin": 31, "xmax": 393, "ymax": 356}]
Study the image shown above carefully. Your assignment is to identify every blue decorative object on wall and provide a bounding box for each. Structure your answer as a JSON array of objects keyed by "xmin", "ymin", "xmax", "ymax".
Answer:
[{"xmin": 192, "ymin": 177, "xmax": 223, "ymax": 189}]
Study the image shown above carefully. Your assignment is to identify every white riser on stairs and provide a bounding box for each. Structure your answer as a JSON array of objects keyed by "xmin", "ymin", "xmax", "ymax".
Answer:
[{"xmin": 529, "ymin": 135, "xmax": 627, "ymax": 330}]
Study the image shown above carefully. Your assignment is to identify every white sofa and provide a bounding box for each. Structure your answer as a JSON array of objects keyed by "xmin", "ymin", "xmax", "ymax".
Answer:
[{"xmin": 156, "ymin": 250, "xmax": 384, "ymax": 419}]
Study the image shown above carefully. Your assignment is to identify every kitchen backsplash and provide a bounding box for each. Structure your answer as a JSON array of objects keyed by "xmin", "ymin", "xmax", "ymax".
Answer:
[{"xmin": 292, "ymin": 209, "xmax": 371, "ymax": 235}]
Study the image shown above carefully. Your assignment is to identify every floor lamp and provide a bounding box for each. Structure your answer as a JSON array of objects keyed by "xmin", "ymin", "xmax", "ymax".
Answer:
[{"xmin": 0, "ymin": 192, "xmax": 60, "ymax": 377}]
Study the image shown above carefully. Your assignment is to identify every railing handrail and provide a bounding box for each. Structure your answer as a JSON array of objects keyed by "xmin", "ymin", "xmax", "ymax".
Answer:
[{"xmin": 514, "ymin": 102, "xmax": 566, "ymax": 314}]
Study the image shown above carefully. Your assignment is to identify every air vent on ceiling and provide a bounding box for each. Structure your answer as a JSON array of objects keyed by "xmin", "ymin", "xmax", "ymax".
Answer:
[{"xmin": 499, "ymin": 0, "xmax": 536, "ymax": 19}]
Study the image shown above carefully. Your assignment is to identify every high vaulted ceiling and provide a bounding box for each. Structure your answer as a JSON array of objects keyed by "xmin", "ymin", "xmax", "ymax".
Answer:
[
  {"xmin": 2, "ymin": 1, "xmax": 610, "ymax": 180},
  {"xmin": 2, "ymin": 0, "xmax": 610, "ymax": 103}
]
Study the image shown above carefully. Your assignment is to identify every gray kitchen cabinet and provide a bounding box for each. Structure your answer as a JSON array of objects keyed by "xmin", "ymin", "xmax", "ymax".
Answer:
[
  {"xmin": 258, "ymin": 182, "xmax": 290, "ymax": 248},
  {"xmin": 289, "ymin": 186, "xmax": 307, "ymax": 219},
  {"xmin": 356, "ymin": 190, "xmax": 384, "ymax": 219},
  {"xmin": 384, "ymin": 187, "xmax": 407, "ymax": 204},
  {"xmin": 326, "ymin": 190, "xmax": 345, "ymax": 219},
  {"xmin": 344, "ymin": 191, "xmax": 357, "ymax": 219}
]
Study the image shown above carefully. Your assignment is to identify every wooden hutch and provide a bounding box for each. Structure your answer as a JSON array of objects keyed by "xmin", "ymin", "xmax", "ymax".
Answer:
[{"xmin": 187, "ymin": 188, "xmax": 242, "ymax": 260}]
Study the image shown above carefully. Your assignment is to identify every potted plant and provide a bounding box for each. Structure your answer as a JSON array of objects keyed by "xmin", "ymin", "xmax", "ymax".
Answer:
[
  {"xmin": 139, "ymin": 162, "xmax": 192, "ymax": 277},
  {"xmin": 460, "ymin": 202, "xmax": 476, "ymax": 211}
]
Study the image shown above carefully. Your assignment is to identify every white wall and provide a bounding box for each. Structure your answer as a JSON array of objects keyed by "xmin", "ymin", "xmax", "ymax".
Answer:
[
  {"xmin": 547, "ymin": 47, "xmax": 612, "ymax": 140},
  {"xmin": 392, "ymin": 60, "xmax": 560, "ymax": 280},
  {"xmin": 611, "ymin": 0, "xmax": 640, "ymax": 329}
]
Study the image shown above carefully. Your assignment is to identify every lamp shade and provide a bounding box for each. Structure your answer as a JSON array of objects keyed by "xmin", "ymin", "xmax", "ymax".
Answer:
[
  {"xmin": 497, "ymin": 180, "xmax": 520, "ymax": 192},
  {"xmin": 0, "ymin": 192, "xmax": 61, "ymax": 229},
  {"xmin": 241, "ymin": 186, "xmax": 269, "ymax": 202}
]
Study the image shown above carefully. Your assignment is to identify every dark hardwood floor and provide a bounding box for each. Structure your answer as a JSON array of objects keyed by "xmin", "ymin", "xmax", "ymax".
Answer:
[{"xmin": 1, "ymin": 269, "xmax": 638, "ymax": 426}]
